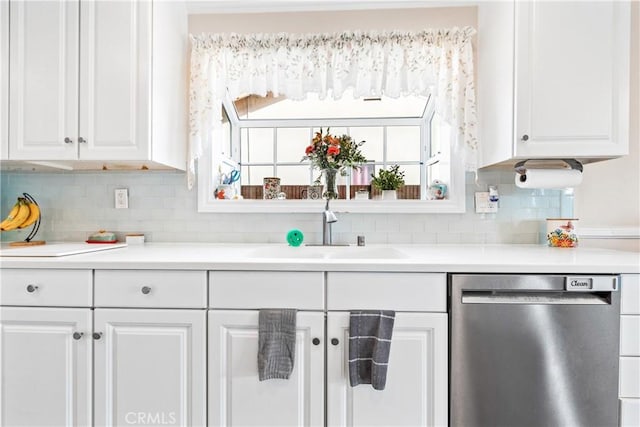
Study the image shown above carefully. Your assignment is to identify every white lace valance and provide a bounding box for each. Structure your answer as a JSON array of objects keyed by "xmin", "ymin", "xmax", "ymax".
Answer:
[{"xmin": 188, "ymin": 28, "xmax": 478, "ymax": 188}]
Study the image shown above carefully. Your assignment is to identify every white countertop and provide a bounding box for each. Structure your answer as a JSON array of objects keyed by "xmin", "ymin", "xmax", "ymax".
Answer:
[{"xmin": 1, "ymin": 243, "xmax": 638, "ymax": 274}]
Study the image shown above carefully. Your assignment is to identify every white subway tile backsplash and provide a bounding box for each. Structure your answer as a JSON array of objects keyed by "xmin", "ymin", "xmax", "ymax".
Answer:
[
  {"xmin": 374, "ymin": 218, "xmax": 400, "ymax": 233},
  {"xmin": 411, "ymin": 232, "xmax": 438, "ymax": 244},
  {"xmin": 399, "ymin": 219, "xmax": 424, "ymax": 233},
  {"xmin": 1, "ymin": 170, "xmax": 564, "ymax": 244},
  {"xmin": 437, "ymin": 232, "xmax": 462, "ymax": 244}
]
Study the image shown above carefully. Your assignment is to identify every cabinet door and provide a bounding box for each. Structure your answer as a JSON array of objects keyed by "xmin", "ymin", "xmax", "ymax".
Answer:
[
  {"xmin": 327, "ymin": 312, "xmax": 448, "ymax": 427},
  {"xmin": 1, "ymin": 0, "xmax": 8, "ymax": 160},
  {"xmin": 8, "ymin": 0, "xmax": 79, "ymax": 160},
  {"xmin": 0, "ymin": 307, "xmax": 92, "ymax": 426},
  {"xmin": 209, "ymin": 310, "xmax": 324, "ymax": 427},
  {"xmin": 93, "ymin": 309, "xmax": 206, "ymax": 426},
  {"xmin": 514, "ymin": 1, "xmax": 630, "ymax": 158},
  {"xmin": 79, "ymin": 0, "xmax": 151, "ymax": 161}
]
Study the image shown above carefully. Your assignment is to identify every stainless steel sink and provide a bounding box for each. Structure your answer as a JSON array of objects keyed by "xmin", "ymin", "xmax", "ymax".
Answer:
[
  {"xmin": 246, "ymin": 245, "xmax": 409, "ymax": 260},
  {"xmin": 247, "ymin": 246, "xmax": 327, "ymax": 259}
]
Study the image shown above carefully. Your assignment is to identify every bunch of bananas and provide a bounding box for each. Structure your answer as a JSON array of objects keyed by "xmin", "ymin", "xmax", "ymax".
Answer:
[{"xmin": 0, "ymin": 197, "xmax": 41, "ymax": 231}]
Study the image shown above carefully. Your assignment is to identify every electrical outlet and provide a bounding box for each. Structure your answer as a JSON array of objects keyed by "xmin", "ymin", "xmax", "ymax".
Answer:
[
  {"xmin": 115, "ymin": 189, "xmax": 128, "ymax": 209},
  {"xmin": 475, "ymin": 192, "xmax": 498, "ymax": 213}
]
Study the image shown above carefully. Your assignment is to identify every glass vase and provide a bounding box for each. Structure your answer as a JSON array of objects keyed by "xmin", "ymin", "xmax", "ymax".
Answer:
[{"xmin": 322, "ymin": 168, "xmax": 339, "ymax": 199}]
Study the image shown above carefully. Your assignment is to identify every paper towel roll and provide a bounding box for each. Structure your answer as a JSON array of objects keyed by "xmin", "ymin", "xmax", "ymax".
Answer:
[{"xmin": 515, "ymin": 168, "xmax": 583, "ymax": 189}]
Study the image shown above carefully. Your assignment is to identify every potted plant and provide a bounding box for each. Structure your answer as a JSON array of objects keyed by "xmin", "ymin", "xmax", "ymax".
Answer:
[{"xmin": 371, "ymin": 165, "xmax": 405, "ymax": 200}]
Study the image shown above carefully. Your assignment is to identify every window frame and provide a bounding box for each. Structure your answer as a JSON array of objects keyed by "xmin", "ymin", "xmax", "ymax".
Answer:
[{"xmin": 197, "ymin": 94, "xmax": 466, "ymax": 213}]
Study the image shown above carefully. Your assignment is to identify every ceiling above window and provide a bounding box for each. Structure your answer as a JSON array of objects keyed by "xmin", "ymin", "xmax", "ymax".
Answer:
[{"xmin": 233, "ymin": 89, "xmax": 430, "ymax": 120}]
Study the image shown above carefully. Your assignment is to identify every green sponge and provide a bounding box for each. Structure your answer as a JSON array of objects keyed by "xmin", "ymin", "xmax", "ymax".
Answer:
[{"xmin": 286, "ymin": 229, "xmax": 304, "ymax": 247}]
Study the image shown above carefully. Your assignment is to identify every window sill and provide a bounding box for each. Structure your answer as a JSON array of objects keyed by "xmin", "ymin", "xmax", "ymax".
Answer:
[{"xmin": 196, "ymin": 198, "xmax": 465, "ymax": 214}]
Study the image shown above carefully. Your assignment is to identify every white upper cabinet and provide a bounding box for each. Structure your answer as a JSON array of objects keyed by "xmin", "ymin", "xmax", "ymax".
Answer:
[
  {"xmin": 6, "ymin": 0, "xmax": 187, "ymax": 170},
  {"xmin": 9, "ymin": 0, "xmax": 79, "ymax": 160},
  {"xmin": 1, "ymin": 0, "xmax": 8, "ymax": 160},
  {"xmin": 78, "ymin": 0, "xmax": 150, "ymax": 161},
  {"xmin": 478, "ymin": 1, "xmax": 631, "ymax": 167}
]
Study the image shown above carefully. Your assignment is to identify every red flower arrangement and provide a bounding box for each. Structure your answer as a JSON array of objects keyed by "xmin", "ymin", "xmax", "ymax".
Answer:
[{"xmin": 301, "ymin": 128, "xmax": 367, "ymax": 174}]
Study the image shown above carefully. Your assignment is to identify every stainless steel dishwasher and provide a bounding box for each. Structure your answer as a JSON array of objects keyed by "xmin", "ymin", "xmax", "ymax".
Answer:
[{"xmin": 450, "ymin": 274, "xmax": 620, "ymax": 427}]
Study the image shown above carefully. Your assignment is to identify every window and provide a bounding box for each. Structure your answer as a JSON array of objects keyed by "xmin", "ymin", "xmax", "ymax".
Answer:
[
  {"xmin": 198, "ymin": 91, "xmax": 464, "ymax": 213},
  {"xmin": 240, "ymin": 125, "xmax": 422, "ymax": 190}
]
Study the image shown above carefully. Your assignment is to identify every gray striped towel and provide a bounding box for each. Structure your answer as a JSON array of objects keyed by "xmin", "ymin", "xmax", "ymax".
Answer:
[
  {"xmin": 349, "ymin": 310, "xmax": 396, "ymax": 390},
  {"xmin": 258, "ymin": 309, "xmax": 297, "ymax": 381}
]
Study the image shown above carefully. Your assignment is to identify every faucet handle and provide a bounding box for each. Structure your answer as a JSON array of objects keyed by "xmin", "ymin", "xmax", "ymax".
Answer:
[
  {"xmin": 324, "ymin": 210, "xmax": 338, "ymax": 223},
  {"xmin": 357, "ymin": 235, "xmax": 365, "ymax": 246}
]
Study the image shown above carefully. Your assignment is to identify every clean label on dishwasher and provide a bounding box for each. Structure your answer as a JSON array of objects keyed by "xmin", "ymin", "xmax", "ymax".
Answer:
[
  {"xmin": 566, "ymin": 276, "xmax": 619, "ymax": 292},
  {"xmin": 566, "ymin": 277, "xmax": 593, "ymax": 291}
]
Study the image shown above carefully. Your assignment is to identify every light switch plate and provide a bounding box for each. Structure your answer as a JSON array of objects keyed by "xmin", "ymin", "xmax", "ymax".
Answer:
[
  {"xmin": 115, "ymin": 188, "xmax": 128, "ymax": 209},
  {"xmin": 475, "ymin": 192, "xmax": 498, "ymax": 213}
]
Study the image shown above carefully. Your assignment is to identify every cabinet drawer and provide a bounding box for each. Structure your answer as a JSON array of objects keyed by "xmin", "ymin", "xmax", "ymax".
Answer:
[
  {"xmin": 209, "ymin": 271, "xmax": 324, "ymax": 310},
  {"xmin": 95, "ymin": 270, "xmax": 207, "ymax": 308},
  {"xmin": 0, "ymin": 269, "xmax": 92, "ymax": 307},
  {"xmin": 327, "ymin": 272, "xmax": 446, "ymax": 312},
  {"xmin": 621, "ymin": 315, "xmax": 640, "ymax": 356},
  {"xmin": 620, "ymin": 357, "xmax": 640, "ymax": 398},
  {"xmin": 622, "ymin": 275, "xmax": 640, "ymax": 314},
  {"xmin": 620, "ymin": 398, "xmax": 640, "ymax": 427}
]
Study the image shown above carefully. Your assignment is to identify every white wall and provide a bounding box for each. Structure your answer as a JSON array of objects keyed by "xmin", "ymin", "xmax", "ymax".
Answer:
[
  {"xmin": 574, "ymin": 2, "xmax": 640, "ymax": 252},
  {"xmin": 189, "ymin": 7, "xmax": 477, "ymax": 34}
]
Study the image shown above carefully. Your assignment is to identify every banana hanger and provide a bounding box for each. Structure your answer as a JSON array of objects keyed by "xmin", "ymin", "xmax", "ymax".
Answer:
[{"xmin": 9, "ymin": 193, "xmax": 45, "ymax": 247}]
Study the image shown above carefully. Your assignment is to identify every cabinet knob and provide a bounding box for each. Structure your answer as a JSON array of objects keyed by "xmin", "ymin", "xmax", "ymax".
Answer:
[
  {"xmin": 312, "ymin": 338, "xmax": 320, "ymax": 346},
  {"xmin": 331, "ymin": 338, "xmax": 339, "ymax": 346},
  {"xmin": 73, "ymin": 332, "xmax": 84, "ymax": 340},
  {"xmin": 521, "ymin": 134, "xmax": 529, "ymax": 142},
  {"xmin": 78, "ymin": 137, "xmax": 87, "ymax": 144},
  {"xmin": 26, "ymin": 284, "xmax": 39, "ymax": 293},
  {"xmin": 141, "ymin": 286, "xmax": 151, "ymax": 295},
  {"xmin": 64, "ymin": 137, "xmax": 73, "ymax": 144},
  {"xmin": 93, "ymin": 332, "xmax": 103, "ymax": 340}
]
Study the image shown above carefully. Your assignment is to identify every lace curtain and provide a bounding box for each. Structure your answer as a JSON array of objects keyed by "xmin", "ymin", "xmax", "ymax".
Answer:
[{"xmin": 188, "ymin": 28, "xmax": 478, "ymax": 189}]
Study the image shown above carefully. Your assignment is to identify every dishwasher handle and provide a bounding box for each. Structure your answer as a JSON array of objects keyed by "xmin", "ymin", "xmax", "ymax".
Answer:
[{"xmin": 461, "ymin": 290, "xmax": 613, "ymax": 305}]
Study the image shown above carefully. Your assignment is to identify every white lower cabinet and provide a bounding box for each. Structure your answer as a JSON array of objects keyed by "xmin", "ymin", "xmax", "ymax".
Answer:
[
  {"xmin": 207, "ymin": 310, "xmax": 448, "ymax": 427},
  {"xmin": 1, "ymin": 269, "xmax": 208, "ymax": 427},
  {"xmin": 0, "ymin": 307, "xmax": 92, "ymax": 426},
  {"xmin": 621, "ymin": 398, "xmax": 640, "ymax": 427},
  {"xmin": 94, "ymin": 308, "xmax": 206, "ymax": 426},
  {"xmin": 208, "ymin": 310, "xmax": 325, "ymax": 427},
  {"xmin": 620, "ymin": 274, "xmax": 640, "ymax": 426},
  {"xmin": 327, "ymin": 312, "xmax": 448, "ymax": 427},
  {"xmin": 207, "ymin": 270, "xmax": 448, "ymax": 427}
]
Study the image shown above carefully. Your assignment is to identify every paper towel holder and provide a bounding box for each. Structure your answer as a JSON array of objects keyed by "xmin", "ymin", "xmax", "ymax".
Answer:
[{"xmin": 514, "ymin": 159, "xmax": 583, "ymax": 182}]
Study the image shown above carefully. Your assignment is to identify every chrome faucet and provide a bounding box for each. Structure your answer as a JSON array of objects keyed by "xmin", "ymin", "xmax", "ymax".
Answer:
[{"xmin": 322, "ymin": 199, "xmax": 337, "ymax": 245}]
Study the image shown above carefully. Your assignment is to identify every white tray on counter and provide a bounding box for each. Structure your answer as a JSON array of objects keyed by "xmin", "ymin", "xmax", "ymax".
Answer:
[{"xmin": 0, "ymin": 242, "xmax": 127, "ymax": 257}]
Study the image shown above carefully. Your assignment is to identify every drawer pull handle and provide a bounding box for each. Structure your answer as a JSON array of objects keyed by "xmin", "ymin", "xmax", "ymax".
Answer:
[
  {"xmin": 73, "ymin": 332, "xmax": 84, "ymax": 340},
  {"xmin": 26, "ymin": 284, "xmax": 39, "ymax": 293},
  {"xmin": 93, "ymin": 332, "xmax": 103, "ymax": 340},
  {"xmin": 331, "ymin": 338, "xmax": 339, "ymax": 346},
  {"xmin": 312, "ymin": 338, "xmax": 320, "ymax": 346},
  {"xmin": 141, "ymin": 286, "xmax": 151, "ymax": 295}
]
